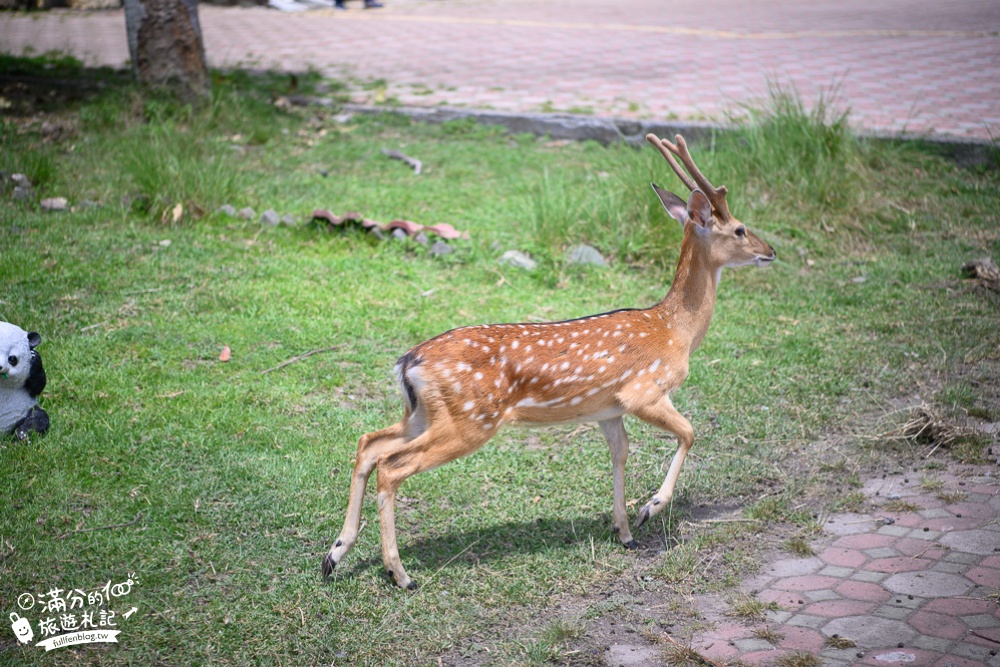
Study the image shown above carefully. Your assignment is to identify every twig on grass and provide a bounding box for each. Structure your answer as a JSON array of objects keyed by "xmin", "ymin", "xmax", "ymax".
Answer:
[
  {"xmin": 381, "ymin": 148, "xmax": 423, "ymax": 175},
  {"xmin": 261, "ymin": 345, "xmax": 344, "ymax": 374},
  {"xmin": 57, "ymin": 512, "xmax": 142, "ymax": 539},
  {"xmin": 80, "ymin": 321, "xmax": 109, "ymax": 332}
]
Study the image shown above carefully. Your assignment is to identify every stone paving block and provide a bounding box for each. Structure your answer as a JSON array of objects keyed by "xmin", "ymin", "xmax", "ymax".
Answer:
[
  {"xmin": 853, "ymin": 570, "xmax": 890, "ymax": 583},
  {"xmin": 910, "ymin": 634, "xmax": 955, "ymax": 652},
  {"xmin": 862, "ymin": 649, "xmax": 943, "ymax": 666},
  {"xmin": 909, "ymin": 610, "xmax": 970, "ymax": 640},
  {"xmin": 909, "ymin": 529, "xmax": 945, "ymax": 541},
  {"xmin": 763, "ymin": 557, "xmax": 824, "ymax": 578},
  {"xmin": 806, "ymin": 598, "xmax": 878, "ymax": 617},
  {"xmin": 765, "ymin": 609, "xmax": 793, "ymax": 624},
  {"xmin": 932, "ymin": 561, "xmax": 971, "ymax": 574},
  {"xmin": 879, "ymin": 525, "xmax": 913, "ymax": 537},
  {"xmin": 773, "ymin": 574, "xmax": 842, "ymax": 591},
  {"xmin": 964, "ymin": 614, "xmax": 1000, "ymax": 630},
  {"xmin": 819, "ymin": 546, "xmax": 869, "ymax": 568},
  {"xmin": 942, "ymin": 529, "xmax": 1000, "ymax": 555},
  {"xmin": 874, "ymin": 604, "xmax": 916, "ymax": 620},
  {"xmin": 896, "ymin": 537, "xmax": 949, "ymax": 559},
  {"xmin": 981, "ymin": 556, "xmax": 1000, "ymax": 569},
  {"xmin": 824, "ymin": 616, "xmax": 917, "ymax": 648},
  {"xmin": 923, "ymin": 598, "xmax": 995, "ymax": 616},
  {"xmin": 935, "ymin": 656, "xmax": 991, "ymax": 667},
  {"xmin": 821, "ymin": 565, "xmax": 858, "ymax": 577},
  {"xmin": 945, "ymin": 552, "xmax": 987, "ymax": 565},
  {"xmin": 733, "ymin": 637, "xmax": 776, "ymax": 652},
  {"xmin": 835, "ymin": 533, "xmax": 898, "ymax": 550},
  {"xmin": 804, "ymin": 588, "xmax": 841, "ymax": 602},
  {"xmin": 777, "ymin": 626, "xmax": 826, "ymax": 653},
  {"xmin": 950, "ymin": 641, "xmax": 996, "ymax": 661},
  {"xmin": 884, "ymin": 571, "xmax": 975, "ymax": 597},
  {"xmin": 866, "ymin": 547, "xmax": 901, "ymax": 559},
  {"xmin": 867, "ymin": 556, "xmax": 935, "ymax": 573},
  {"xmin": 964, "ymin": 566, "xmax": 1000, "ymax": 588},
  {"xmin": 836, "ymin": 579, "xmax": 892, "ymax": 603},
  {"xmin": 826, "ymin": 513, "xmax": 877, "ymax": 536},
  {"xmin": 922, "ymin": 508, "xmax": 955, "ymax": 519},
  {"xmin": 758, "ymin": 589, "xmax": 807, "ymax": 608},
  {"xmin": 739, "ymin": 649, "xmax": 787, "ymax": 665},
  {"xmin": 786, "ymin": 613, "xmax": 826, "ymax": 629}
]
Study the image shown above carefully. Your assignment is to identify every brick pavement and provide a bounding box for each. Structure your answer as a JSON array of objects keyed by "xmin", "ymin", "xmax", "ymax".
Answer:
[
  {"xmin": 690, "ymin": 460, "xmax": 1000, "ymax": 666},
  {"xmin": 1, "ymin": 0, "xmax": 998, "ymax": 141}
]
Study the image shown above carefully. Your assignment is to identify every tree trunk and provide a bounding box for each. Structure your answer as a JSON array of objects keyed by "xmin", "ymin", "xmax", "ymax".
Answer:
[{"xmin": 123, "ymin": 0, "xmax": 210, "ymax": 103}]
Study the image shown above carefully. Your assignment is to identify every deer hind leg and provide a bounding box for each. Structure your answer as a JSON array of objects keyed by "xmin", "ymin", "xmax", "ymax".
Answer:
[
  {"xmin": 376, "ymin": 420, "xmax": 490, "ymax": 590},
  {"xmin": 322, "ymin": 422, "xmax": 407, "ymax": 580},
  {"xmin": 599, "ymin": 417, "xmax": 638, "ymax": 549},
  {"xmin": 629, "ymin": 395, "xmax": 694, "ymax": 529}
]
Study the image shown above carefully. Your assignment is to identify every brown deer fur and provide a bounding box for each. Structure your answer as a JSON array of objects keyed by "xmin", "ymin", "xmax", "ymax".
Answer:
[{"xmin": 322, "ymin": 134, "xmax": 776, "ymax": 589}]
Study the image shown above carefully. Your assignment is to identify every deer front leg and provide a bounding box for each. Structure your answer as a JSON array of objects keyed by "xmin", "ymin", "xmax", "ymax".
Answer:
[
  {"xmin": 629, "ymin": 395, "xmax": 694, "ymax": 529},
  {"xmin": 323, "ymin": 423, "xmax": 407, "ymax": 580},
  {"xmin": 599, "ymin": 417, "xmax": 638, "ymax": 549}
]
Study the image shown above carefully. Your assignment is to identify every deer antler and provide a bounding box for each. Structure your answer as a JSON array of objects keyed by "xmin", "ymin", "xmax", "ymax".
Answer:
[{"xmin": 646, "ymin": 133, "xmax": 731, "ymax": 220}]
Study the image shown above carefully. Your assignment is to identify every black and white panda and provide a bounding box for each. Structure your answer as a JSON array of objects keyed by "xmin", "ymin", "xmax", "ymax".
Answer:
[{"xmin": 0, "ymin": 321, "xmax": 49, "ymax": 440}]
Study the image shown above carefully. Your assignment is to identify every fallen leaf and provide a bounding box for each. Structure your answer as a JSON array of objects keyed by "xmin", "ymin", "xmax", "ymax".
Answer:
[
  {"xmin": 171, "ymin": 202, "xmax": 183, "ymax": 223},
  {"xmin": 219, "ymin": 345, "xmax": 231, "ymax": 362}
]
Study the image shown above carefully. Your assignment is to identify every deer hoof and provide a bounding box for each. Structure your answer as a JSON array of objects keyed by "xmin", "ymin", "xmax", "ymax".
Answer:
[
  {"xmin": 321, "ymin": 552, "xmax": 337, "ymax": 581},
  {"xmin": 624, "ymin": 539, "xmax": 639, "ymax": 550}
]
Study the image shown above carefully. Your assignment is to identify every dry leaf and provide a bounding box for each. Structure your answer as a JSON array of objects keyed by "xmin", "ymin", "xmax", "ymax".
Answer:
[{"xmin": 171, "ymin": 202, "xmax": 183, "ymax": 223}]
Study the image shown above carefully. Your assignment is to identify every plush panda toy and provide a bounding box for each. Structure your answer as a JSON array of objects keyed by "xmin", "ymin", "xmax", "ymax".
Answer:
[{"xmin": 0, "ymin": 322, "xmax": 49, "ymax": 440}]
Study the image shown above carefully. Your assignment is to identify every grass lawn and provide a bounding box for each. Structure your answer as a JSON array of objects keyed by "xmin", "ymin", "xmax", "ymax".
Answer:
[{"xmin": 1, "ymin": 56, "xmax": 998, "ymax": 666}]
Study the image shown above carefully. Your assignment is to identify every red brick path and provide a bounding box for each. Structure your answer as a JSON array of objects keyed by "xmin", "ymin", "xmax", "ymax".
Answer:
[{"xmin": 1, "ymin": 0, "xmax": 998, "ymax": 141}]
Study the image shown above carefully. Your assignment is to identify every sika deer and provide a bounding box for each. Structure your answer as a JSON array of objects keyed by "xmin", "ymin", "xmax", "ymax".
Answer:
[{"xmin": 323, "ymin": 134, "xmax": 776, "ymax": 589}]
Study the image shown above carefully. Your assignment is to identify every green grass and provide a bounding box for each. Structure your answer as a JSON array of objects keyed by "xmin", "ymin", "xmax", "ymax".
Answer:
[{"xmin": 1, "ymin": 55, "xmax": 999, "ymax": 666}]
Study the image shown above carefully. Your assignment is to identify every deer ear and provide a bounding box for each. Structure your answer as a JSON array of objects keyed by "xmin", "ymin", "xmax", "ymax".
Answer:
[
  {"xmin": 651, "ymin": 183, "xmax": 687, "ymax": 225},
  {"xmin": 687, "ymin": 190, "xmax": 714, "ymax": 228}
]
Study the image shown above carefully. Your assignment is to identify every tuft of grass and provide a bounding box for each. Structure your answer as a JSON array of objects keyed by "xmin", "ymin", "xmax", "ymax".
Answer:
[
  {"xmin": 883, "ymin": 499, "xmax": 920, "ymax": 513},
  {"xmin": 753, "ymin": 626, "xmax": 784, "ymax": 644},
  {"xmin": 775, "ymin": 651, "xmax": 823, "ymax": 667},
  {"xmin": 728, "ymin": 592, "xmax": 779, "ymax": 622},
  {"xmin": 825, "ymin": 635, "xmax": 857, "ymax": 649},
  {"xmin": 920, "ymin": 476, "xmax": 945, "ymax": 492},
  {"xmin": 784, "ymin": 536, "xmax": 815, "ymax": 557}
]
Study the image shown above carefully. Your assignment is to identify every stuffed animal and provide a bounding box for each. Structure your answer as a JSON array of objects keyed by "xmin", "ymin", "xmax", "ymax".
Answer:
[{"xmin": 0, "ymin": 322, "xmax": 48, "ymax": 440}]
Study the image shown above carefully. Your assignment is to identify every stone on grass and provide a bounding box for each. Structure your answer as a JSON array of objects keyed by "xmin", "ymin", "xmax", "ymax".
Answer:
[
  {"xmin": 567, "ymin": 244, "xmax": 607, "ymax": 266},
  {"xmin": 238, "ymin": 207, "xmax": 256, "ymax": 220},
  {"xmin": 40, "ymin": 197, "xmax": 68, "ymax": 212},
  {"xmin": 217, "ymin": 204, "xmax": 237, "ymax": 217},
  {"xmin": 281, "ymin": 214, "xmax": 297, "ymax": 225},
  {"xmin": 12, "ymin": 186, "xmax": 31, "ymax": 201},
  {"xmin": 500, "ymin": 250, "xmax": 537, "ymax": 271},
  {"xmin": 390, "ymin": 228, "xmax": 409, "ymax": 241},
  {"xmin": 430, "ymin": 241, "xmax": 453, "ymax": 256},
  {"xmin": 414, "ymin": 231, "xmax": 429, "ymax": 246},
  {"xmin": 260, "ymin": 209, "xmax": 280, "ymax": 226}
]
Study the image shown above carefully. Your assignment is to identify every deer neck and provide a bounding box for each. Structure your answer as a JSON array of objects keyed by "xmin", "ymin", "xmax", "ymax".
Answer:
[{"xmin": 654, "ymin": 227, "xmax": 722, "ymax": 354}]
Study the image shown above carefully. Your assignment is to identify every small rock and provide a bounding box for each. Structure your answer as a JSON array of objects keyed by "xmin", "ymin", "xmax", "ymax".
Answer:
[
  {"xmin": 280, "ymin": 214, "xmax": 297, "ymax": 225},
  {"xmin": 11, "ymin": 173, "xmax": 31, "ymax": 187},
  {"xmin": 12, "ymin": 186, "xmax": 31, "ymax": 201},
  {"xmin": 567, "ymin": 244, "xmax": 607, "ymax": 267},
  {"xmin": 390, "ymin": 228, "xmax": 409, "ymax": 241},
  {"xmin": 368, "ymin": 227, "xmax": 385, "ymax": 241},
  {"xmin": 430, "ymin": 241, "xmax": 452, "ymax": 256},
  {"xmin": 40, "ymin": 197, "xmax": 68, "ymax": 211},
  {"xmin": 500, "ymin": 250, "xmax": 537, "ymax": 271},
  {"xmin": 217, "ymin": 204, "xmax": 237, "ymax": 217},
  {"xmin": 414, "ymin": 232, "xmax": 429, "ymax": 246},
  {"xmin": 852, "ymin": 275, "xmax": 867, "ymax": 284},
  {"xmin": 259, "ymin": 209, "xmax": 280, "ymax": 226},
  {"xmin": 238, "ymin": 207, "xmax": 256, "ymax": 220},
  {"xmin": 158, "ymin": 239, "xmax": 172, "ymax": 247}
]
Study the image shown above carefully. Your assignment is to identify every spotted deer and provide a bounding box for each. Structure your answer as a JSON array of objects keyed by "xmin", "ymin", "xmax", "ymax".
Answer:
[{"xmin": 322, "ymin": 134, "xmax": 776, "ymax": 589}]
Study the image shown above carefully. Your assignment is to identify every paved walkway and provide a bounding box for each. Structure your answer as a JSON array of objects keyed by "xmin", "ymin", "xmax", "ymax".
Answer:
[
  {"xmin": 1, "ymin": 0, "xmax": 999, "ymax": 141},
  {"xmin": 691, "ymin": 461, "xmax": 1000, "ymax": 666}
]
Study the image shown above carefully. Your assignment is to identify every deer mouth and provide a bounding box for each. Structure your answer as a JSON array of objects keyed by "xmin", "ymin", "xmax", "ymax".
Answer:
[{"xmin": 755, "ymin": 253, "xmax": 776, "ymax": 267}]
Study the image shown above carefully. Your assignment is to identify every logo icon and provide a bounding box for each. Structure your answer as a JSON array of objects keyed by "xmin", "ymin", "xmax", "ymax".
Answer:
[{"xmin": 10, "ymin": 613, "xmax": 34, "ymax": 644}]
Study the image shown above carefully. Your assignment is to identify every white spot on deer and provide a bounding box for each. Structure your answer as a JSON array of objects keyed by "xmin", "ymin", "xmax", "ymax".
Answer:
[
  {"xmin": 463, "ymin": 401, "xmax": 475, "ymax": 412},
  {"xmin": 474, "ymin": 372, "xmax": 484, "ymax": 381},
  {"xmin": 575, "ymin": 366, "xmax": 583, "ymax": 374},
  {"xmin": 599, "ymin": 365, "xmax": 607, "ymax": 373},
  {"xmin": 571, "ymin": 332, "xmax": 579, "ymax": 338},
  {"xmin": 442, "ymin": 368, "xmax": 453, "ymax": 378},
  {"xmin": 638, "ymin": 369, "xmax": 645, "ymax": 376},
  {"xmin": 482, "ymin": 345, "xmax": 490, "ymax": 353},
  {"xmin": 541, "ymin": 363, "xmax": 550, "ymax": 371},
  {"xmin": 483, "ymin": 423, "xmax": 492, "ymax": 430},
  {"xmin": 525, "ymin": 356, "xmax": 535, "ymax": 365},
  {"xmin": 570, "ymin": 396, "xmax": 583, "ymax": 406},
  {"xmin": 669, "ymin": 339, "xmax": 674, "ymax": 346},
  {"xmin": 494, "ymin": 378, "xmax": 502, "ymax": 388},
  {"xmin": 500, "ymin": 345, "xmax": 506, "ymax": 353},
  {"xmin": 463, "ymin": 338, "xmax": 471, "ymax": 345},
  {"xmin": 620, "ymin": 369, "xmax": 633, "ymax": 380},
  {"xmin": 639, "ymin": 332, "xmax": 648, "ymax": 338},
  {"xmin": 537, "ymin": 339, "xmax": 547, "ymax": 347},
  {"xmin": 649, "ymin": 359, "xmax": 661, "ymax": 373},
  {"xmin": 511, "ymin": 340, "xmax": 519, "ymax": 349},
  {"xmin": 587, "ymin": 387, "xmax": 600, "ymax": 396},
  {"xmin": 560, "ymin": 362, "xmax": 570, "ymax": 371},
  {"xmin": 526, "ymin": 345, "xmax": 533, "ymax": 352},
  {"xmin": 457, "ymin": 362, "xmax": 472, "ymax": 372},
  {"xmin": 557, "ymin": 337, "xmax": 564, "ymax": 344},
  {"xmin": 453, "ymin": 382, "xmax": 463, "ymax": 392}
]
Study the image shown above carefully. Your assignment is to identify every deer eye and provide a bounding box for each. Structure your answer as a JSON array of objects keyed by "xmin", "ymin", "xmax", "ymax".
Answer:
[{"xmin": 735, "ymin": 226, "xmax": 746, "ymax": 238}]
